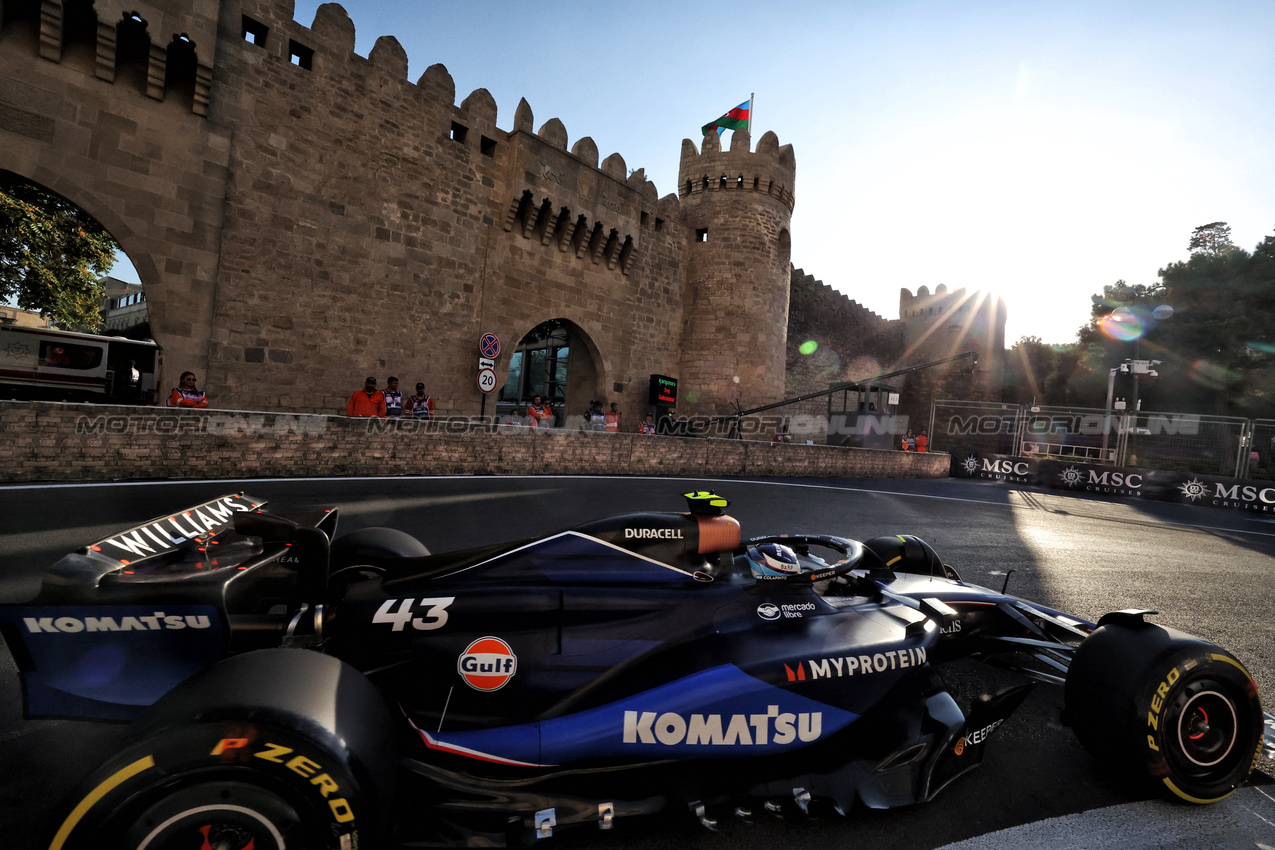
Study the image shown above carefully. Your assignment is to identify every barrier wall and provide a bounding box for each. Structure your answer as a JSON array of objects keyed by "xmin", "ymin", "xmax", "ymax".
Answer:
[
  {"xmin": 954, "ymin": 451, "xmax": 1275, "ymax": 514},
  {"xmin": 0, "ymin": 402, "xmax": 949, "ymax": 484}
]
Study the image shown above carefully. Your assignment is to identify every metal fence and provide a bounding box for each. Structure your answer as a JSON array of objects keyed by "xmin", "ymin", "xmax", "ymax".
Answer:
[
  {"xmin": 930, "ymin": 400, "xmax": 1258, "ymax": 478},
  {"xmin": 1248, "ymin": 419, "xmax": 1275, "ymax": 481}
]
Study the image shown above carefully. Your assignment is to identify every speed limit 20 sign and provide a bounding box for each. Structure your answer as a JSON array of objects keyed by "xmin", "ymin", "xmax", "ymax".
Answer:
[{"xmin": 477, "ymin": 332, "xmax": 500, "ymax": 394}]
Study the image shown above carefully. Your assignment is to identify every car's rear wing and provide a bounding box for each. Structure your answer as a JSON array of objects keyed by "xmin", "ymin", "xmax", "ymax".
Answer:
[{"xmin": 85, "ymin": 493, "xmax": 268, "ymax": 568}]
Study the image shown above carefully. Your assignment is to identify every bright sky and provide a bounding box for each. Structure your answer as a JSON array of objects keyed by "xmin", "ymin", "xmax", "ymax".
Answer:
[{"xmin": 120, "ymin": 0, "xmax": 1275, "ymax": 346}]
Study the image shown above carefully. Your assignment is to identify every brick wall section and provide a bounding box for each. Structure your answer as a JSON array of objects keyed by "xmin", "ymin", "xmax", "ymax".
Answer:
[{"xmin": 0, "ymin": 402, "xmax": 948, "ymax": 483}]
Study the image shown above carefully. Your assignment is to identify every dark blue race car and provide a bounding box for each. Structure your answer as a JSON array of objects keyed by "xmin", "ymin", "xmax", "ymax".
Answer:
[{"xmin": 2, "ymin": 491, "xmax": 1270, "ymax": 849}]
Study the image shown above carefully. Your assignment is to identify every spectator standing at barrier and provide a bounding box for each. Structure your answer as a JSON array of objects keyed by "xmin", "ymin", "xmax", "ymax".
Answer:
[
  {"xmin": 167, "ymin": 371, "xmax": 209, "ymax": 408},
  {"xmin": 527, "ymin": 395, "xmax": 551, "ymax": 428},
  {"xmin": 405, "ymin": 383, "xmax": 434, "ymax": 420},
  {"xmin": 589, "ymin": 400, "xmax": 607, "ymax": 431},
  {"xmin": 916, "ymin": 430, "xmax": 928, "ymax": 452},
  {"xmin": 901, "ymin": 429, "xmax": 915, "ymax": 451},
  {"xmin": 383, "ymin": 376, "xmax": 404, "ymax": 418},
  {"xmin": 347, "ymin": 377, "xmax": 386, "ymax": 418},
  {"xmin": 605, "ymin": 402, "xmax": 622, "ymax": 433},
  {"xmin": 640, "ymin": 413, "xmax": 656, "ymax": 435},
  {"xmin": 128, "ymin": 360, "xmax": 140, "ymax": 400}
]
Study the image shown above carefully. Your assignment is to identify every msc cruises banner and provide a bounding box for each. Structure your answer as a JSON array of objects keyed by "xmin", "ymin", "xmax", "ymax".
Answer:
[{"xmin": 952, "ymin": 452, "xmax": 1275, "ymax": 514}]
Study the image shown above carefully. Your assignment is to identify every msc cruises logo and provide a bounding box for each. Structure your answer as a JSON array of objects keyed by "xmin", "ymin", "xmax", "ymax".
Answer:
[
  {"xmin": 960, "ymin": 455, "xmax": 979, "ymax": 475},
  {"xmin": 1058, "ymin": 466, "xmax": 1085, "ymax": 488},
  {"xmin": 1179, "ymin": 478, "xmax": 1208, "ymax": 502}
]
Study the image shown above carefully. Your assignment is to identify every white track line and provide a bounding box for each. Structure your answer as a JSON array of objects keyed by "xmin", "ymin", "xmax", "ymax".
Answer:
[{"xmin": 4, "ymin": 475, "xmax": 1275, "ymax": 538}]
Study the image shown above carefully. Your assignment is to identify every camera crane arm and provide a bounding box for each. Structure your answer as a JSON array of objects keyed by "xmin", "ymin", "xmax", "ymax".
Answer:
[{"xmin": 710, "ymin": 351, "xmax": 980, "ymax": 423}]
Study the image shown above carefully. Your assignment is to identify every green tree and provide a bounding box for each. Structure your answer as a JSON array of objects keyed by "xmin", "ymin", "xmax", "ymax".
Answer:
[
  {"xmin": 1073, "ymin": 223, "xmax": 1275, "ymax": 416},
  {"xmin": 1155, "ymin": 229, "xmax": 1274, "ymax": 414},
  {"xmin": 1002, "ymin": 336, "xmax": 1097, "ymax": 407},
  {"xmin": 1003, "ymin": 336, "xmax": 1051, "ymax": 404},
  {"xmin": 1187, "ymin": 221, "xmax": 1236, "ymax": 257},
  {"xmin": 0, "ymin": 171, "xmax": 117, "ymax": 330}
]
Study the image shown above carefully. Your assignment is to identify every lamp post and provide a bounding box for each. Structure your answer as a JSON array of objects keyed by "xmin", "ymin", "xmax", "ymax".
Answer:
[
  {"xmin": 1099, "ymin": 303, "xmax": 1172, "ymax": 466},
  {"xmin": 1102, "ymin": 363, "xmax": 1129, "ymax": 463}
]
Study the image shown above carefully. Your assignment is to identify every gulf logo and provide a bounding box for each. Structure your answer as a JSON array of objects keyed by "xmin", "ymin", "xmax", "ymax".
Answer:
[{"xmin": 458, "ymin": 636, "xmax": 518, "ymax": 691}]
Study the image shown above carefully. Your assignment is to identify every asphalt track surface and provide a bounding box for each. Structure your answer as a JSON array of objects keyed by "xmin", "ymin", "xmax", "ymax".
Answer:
[{"xmin": 1, "ymin": 474, "xmax": 1274, "ymax": 849}]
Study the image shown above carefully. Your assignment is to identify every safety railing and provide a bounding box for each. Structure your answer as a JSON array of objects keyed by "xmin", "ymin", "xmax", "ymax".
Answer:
[{"xmin": 931, "ymin": 400, "xmax": 1255, "ymax": 478}]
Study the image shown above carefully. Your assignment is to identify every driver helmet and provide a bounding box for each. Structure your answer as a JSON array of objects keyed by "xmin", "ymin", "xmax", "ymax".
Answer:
[{"xmin": 747, "ymin": 542, "xmax": 801, "ymax": 579}]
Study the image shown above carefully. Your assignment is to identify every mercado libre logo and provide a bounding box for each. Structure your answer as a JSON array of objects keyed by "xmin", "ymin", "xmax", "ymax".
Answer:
[
  {"xmin": 1178, "ymin": 478, "xmax": 1208, "ymax": 502},
  {"xmin": 1058, "ymin": 466, "xmax": 1085, "ymax": 488},
  {"xmin": 961, "ymin": 455, "xmax": 980, "ymax": 476}
]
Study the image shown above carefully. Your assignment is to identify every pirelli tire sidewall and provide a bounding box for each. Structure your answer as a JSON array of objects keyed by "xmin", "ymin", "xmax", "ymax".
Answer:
[
  {"xmin": 1065, "ymin": 621, "xmax": 1263, "ymax": 803},
  {"xmin": 48, "ymin": 649, "xmax": 397, "ymax": 850},
  {"xmin": 49, "ymin": 722, "xmax": 369, "ymax": 850}
]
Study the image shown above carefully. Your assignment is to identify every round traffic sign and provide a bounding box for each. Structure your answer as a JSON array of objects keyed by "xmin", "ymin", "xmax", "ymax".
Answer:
[
  {"xmin": 479, "ymin": 333, "xmax": 501, "ymax": 359},
  {"xmin": 477, "ymin": 367, "xmax": 497, "ymax": 394}
]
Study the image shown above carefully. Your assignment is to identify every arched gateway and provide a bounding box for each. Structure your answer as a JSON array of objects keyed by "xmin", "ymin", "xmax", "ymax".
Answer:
[{"xmin": 496, "ymin": 319, "xmax": 603, "ymax": 426}]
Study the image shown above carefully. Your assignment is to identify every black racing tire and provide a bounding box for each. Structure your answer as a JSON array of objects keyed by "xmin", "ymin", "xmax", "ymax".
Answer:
[
  {"xmin": 331, "ymin": 526, "xmax": 429, "ymax": 567},
  {"xmin": 1064, "ymin": 617, "xmax": 1263, "ymax": 803},
  {"xmin": 47, "ymin": 649, "xmax": 397, "ymax": 850},
  {"xmin": 863, "ymin": 534, "xmax": 960, "ymax": 580}
]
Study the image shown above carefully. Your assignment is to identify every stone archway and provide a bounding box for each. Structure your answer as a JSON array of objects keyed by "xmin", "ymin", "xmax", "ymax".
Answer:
[
  {"xmin": 1, "ymin": 2, "xmax": 229, "ymax": 402},
  {"xmin": 497, "ymin": 318, "xmax": 605, "ymax": 426}
]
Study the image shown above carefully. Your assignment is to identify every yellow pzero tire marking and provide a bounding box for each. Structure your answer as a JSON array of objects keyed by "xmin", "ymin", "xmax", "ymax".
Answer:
[
  {"xmin": 1210, "ymin": 653, "xmax": 1255, "ymax": 682},
  {"xmin": 886, "ymin": 555, "xmax": 902, "ymax": 566},
  {"xmin": 1162, "ymin": 776, "xmax": 1237, "ymax": 805},
  {"xmin": 49, "ymin": 755, "xmax": 156, "ymax": 850},
  {"xmin": 1158, "ymin": 653, "xmax": 1260, "ymax": 806}
]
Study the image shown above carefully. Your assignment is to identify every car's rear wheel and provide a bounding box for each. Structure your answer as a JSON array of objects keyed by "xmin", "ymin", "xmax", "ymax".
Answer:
[
  {"xmin": 331, "ymin": 527, "xmax": 430, "ymax": 565},
  {"xmin": 48, "ymin": 650, "xmax": 396, "ymax": 849},
  {"xmin": 125, "ymin": 780, "xmax": 303, "ymax": 850},
  {"xmin": 329, "ymin": 527, "xmax": 430, "ymax": 590},
  {"xmin": 1064, "ymin": 616, "xmax": 1262, "ymax": 803}
]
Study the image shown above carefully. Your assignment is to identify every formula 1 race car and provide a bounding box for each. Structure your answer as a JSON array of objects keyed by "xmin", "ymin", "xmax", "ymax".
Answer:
[{"xmin": 1, "ymin": 491, "xmax": 1270, "ymax": 849}]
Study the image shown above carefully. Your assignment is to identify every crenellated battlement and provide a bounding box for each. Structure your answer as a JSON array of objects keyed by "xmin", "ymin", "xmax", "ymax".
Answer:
[
  {"xmin": 676, "ymin": 129, "xmax": 796, "ymax": 212},
  {"xmin": 792, "ymin": 268, "xmax": 889, "ymax": 325},
  {"xmin": 899, "ymin": 283, "xmax": 953, "ymax": 303},
  {"xmin": 226, "ymin": 0, "xmax": 677, "ymax": 209},
  {"xmin": 898, "ymin": 284, "xmax": 1008, "ymax": 322},
  {"xmin": 11, "ymin": 0, "xmax": 679, "ymax": 205}
]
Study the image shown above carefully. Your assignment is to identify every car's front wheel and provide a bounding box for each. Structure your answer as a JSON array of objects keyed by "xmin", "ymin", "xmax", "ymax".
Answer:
[{"xmin": 1064, "ymin": 614, "xmax": 1263, "ymax": 803}]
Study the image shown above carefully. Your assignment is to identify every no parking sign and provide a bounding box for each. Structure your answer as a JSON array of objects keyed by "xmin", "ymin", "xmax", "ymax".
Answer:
[{"xmin": 479, "ymin": 333, "xmax": 501, "ymax": 359}]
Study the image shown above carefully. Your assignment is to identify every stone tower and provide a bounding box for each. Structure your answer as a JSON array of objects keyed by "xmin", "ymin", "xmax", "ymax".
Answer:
[
  {"xmin": 895, "ymin": 284, "xmax": 1007, "ymax": 423},
  {"xmin": 677, "ymin": 129, "xmax": 796, "ymax": 415}
]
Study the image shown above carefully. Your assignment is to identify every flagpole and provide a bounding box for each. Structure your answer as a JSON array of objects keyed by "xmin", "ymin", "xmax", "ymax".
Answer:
[{"xmin": 749, "ymin": 92, "xmax": 754, "ymax": 133}]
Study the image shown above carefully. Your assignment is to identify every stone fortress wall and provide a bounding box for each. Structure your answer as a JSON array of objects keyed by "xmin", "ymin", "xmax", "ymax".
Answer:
[
  {"xmin": 0, "ymin": 0, "xmax": 1005, "ymax": 434},
  {"xmin": 783, "ymin": 269, "xmax": 904, "ymax": 439}
]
